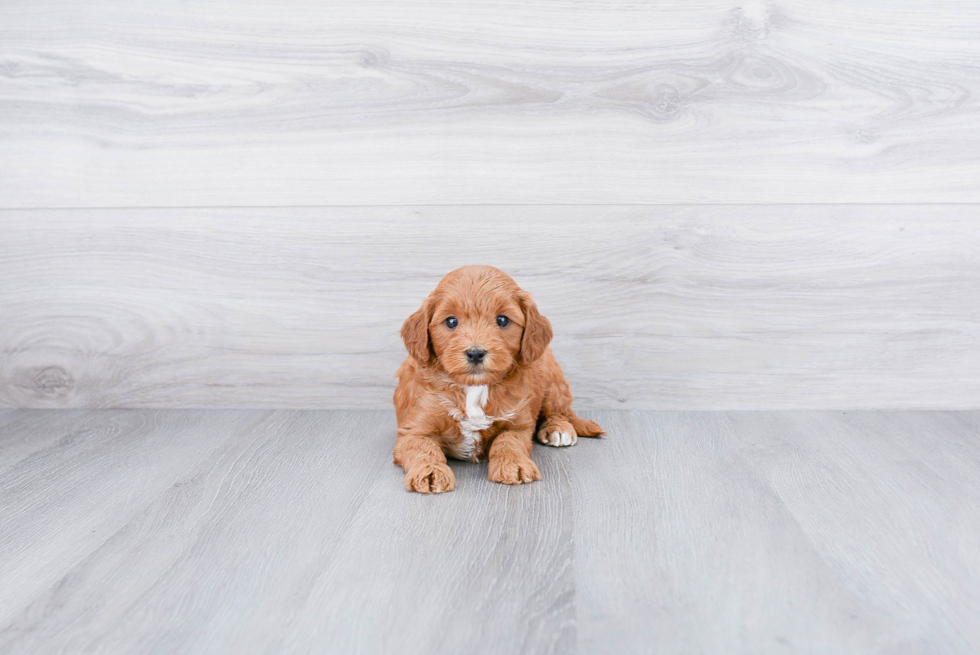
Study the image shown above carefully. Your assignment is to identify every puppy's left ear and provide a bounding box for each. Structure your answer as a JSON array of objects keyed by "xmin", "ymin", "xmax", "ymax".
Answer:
[
  {"xmin": 518, "ymin": 291, "xmax": 553, "ymax": 365},
  {"xmin": 401, "ymin": 297, "xmax": 434, "ymax": 365}
]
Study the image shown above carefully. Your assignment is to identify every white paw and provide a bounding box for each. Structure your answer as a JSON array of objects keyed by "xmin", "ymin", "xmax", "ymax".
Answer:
[{"xmin": 539, "ymin": 430, "xmax": 577, "ymax": 447}]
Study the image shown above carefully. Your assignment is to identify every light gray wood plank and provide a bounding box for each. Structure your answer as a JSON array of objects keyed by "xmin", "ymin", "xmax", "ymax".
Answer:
[
  {"xmin": 0, "ymin": 410, "xmax": 571, "ymax": 655},
  {"xmin": 0, "ymin": 410, "xmax": 28, "ymax": 433},
  {"xmin": 2, "ymin": 1, "xmax": 980, "ymax": 206},
  {"xmin": 730, "ymin": 410, "xmax": 980, "ymax": 652},
  {"xmin": 276, "ymin": 442, "xmax": 574, "ymax": 655},
  {"xmin": 0, "ymin": 410, "xmax": 393, "ymax": 654},
  {"xmin": 2, "ymin": 409, "xmax": 979, "ymax": 652},
  {"xmin": 574, "ymin": 410, "xmax": 980, "ymax": 653},
  {"xmin": 573, "ymin": 411, "xmax": 892, "ymax": 653},
  {"xmin": 0, "ymin": 409, "xmax": 100, "ymax": 473},
  {"xmin": 2, "ymin": 205, "xmax": 978, "ymax": 410},
  {"xmin": 0, "ymin": 409, "xmax": 272, "ymax": 629}
]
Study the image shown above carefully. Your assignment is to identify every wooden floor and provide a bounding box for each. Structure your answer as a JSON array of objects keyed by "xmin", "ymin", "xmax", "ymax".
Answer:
[{"xmin": 1, "ymin": 410, "xmax": 978, "ymax": 653}]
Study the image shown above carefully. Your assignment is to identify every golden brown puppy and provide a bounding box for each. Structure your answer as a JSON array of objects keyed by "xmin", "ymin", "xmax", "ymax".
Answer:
[{"xmin": 393, "ymin": 265, "xmax": 603, "ymax": 493}]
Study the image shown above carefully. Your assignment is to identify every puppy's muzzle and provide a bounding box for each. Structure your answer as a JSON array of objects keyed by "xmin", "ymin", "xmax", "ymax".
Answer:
[{"xmin": 465, "ymin": 348, "xmax": 488, "ymax": 365}]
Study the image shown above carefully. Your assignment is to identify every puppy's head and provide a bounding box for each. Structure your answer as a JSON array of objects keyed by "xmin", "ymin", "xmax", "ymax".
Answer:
[{"xmin": 401, "ymin": 266, "xmax": 552, "ymax": 385}]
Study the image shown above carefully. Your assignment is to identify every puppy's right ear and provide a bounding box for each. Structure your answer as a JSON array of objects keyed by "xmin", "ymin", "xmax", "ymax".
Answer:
[{"xmin": 401, "ymin": 297, "xmax": 433, "ymax": 364}]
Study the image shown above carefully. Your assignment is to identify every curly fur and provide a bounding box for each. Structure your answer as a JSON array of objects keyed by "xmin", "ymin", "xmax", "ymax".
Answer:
[{"xmin": 393, "ymin": 265, "xmax": 603, "ymax": 494}]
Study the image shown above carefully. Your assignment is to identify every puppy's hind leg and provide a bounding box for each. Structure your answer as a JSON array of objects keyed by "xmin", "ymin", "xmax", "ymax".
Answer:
[
  {"xmin": 537, "ymin": 412, "xmax": 605, "ymax": 447},
  {"xmin": 536, "ymin": 414, "xmax": 576, "ymax": 447},
  {"xmin": 536, "ymin": 379, "xmax": 605, "ymax": 447}
]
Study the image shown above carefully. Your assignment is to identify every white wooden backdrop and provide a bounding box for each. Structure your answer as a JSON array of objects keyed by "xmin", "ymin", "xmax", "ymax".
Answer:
[{"xmin": 1, "ymin": 1, "xmax": 979, "ymax": 409}]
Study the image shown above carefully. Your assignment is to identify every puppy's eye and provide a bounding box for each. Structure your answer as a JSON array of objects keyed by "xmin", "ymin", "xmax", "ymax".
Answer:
[
  {"xmin": 445, "ymin": 317, "xmax": 458, "ymax": 329},
  {"xmin": 496, "ymin": 315, "xmax": 510, "ymax": 328}
]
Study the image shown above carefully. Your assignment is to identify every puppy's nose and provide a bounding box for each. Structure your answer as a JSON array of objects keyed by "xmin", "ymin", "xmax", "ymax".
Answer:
[{"xmin": 465, "ymin": 348, "xmax": 487, "ymax": 364}]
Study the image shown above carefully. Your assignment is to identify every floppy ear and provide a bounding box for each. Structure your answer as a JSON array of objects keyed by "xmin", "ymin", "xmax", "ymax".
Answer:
[
  {"xmin": 518, "ymin": 292, "xmax": 553, "ymax": 365},
  {"xmin": 401, "ymin": 297, "xmax": 434, "ymax": 364}
]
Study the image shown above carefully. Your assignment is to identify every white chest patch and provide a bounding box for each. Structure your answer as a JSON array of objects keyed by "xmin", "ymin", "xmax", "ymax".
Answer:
[
  {"xmin": 455, "ymin": 385, "xmax": 490, "ymax": 460},
  {"xmin": 439, "ymin": 384, "xmax": 518, "ymax": 462},
  {"xmin": 464, "ymin": 385, "xmax": 488, "ymax": 418}
]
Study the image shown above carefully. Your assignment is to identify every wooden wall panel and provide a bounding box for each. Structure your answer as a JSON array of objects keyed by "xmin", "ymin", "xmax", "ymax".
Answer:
[
  {"xmin": 1, "ymin": 205, "xmax": 977, "ymax": 409},
  {"xmin": 2, "ymin": 1, "xmax": 980, "ymax": 206}
]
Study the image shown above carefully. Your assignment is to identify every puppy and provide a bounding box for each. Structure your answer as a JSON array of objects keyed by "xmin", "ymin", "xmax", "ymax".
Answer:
[{"xmin": 393, "ymin": 265, "xmax": 603, "ymax": 493}]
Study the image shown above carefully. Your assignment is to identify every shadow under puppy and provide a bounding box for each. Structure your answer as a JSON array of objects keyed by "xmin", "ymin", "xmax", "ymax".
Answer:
[{"xmin": 393, "ymin": 265, "xmax": 603, "ymax": 493}]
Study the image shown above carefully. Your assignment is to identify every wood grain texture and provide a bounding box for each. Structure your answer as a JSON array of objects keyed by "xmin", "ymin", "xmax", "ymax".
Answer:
[
  {"xmin": 573, "ymin": 410, "xmax": 980, "ymax": 654},
  {"xmin": 574, "ymin": 411, "xmax": 888, "ymax": 653},
  {"xmin": 0, "ymin": 410, "xmax": 21, "ymax": 429},
  {"xmin": 2, "ymin": 205, "xmax": 978, "ymax": 409},
  {"xmin": 3, "ymin": 1, "xmax": 980, "ymax": 206},
  {"xmin": 0, "ymin": 409, "xmax": 98, "ymax": 473},
  {"xmin": 0, "ymin": 409, "xmax": 572, "ymax": 655},
  {"xmin": 276, "ymin": 430, "xmax": 574, "ymax": 655},
  {"xmin": 0, "ymin": 409, "xmax": 274, "ymax": 630},
  {"xmin": 1, "ymin": 409, "xmax": 979, "ymax": 653},
  {"xmin": 730, "ymin": 411, "xmax": 980, "ymax": 652},
  {"xmin": 0, "ymin": 411, "xmax": 395, "ymax": 654}
]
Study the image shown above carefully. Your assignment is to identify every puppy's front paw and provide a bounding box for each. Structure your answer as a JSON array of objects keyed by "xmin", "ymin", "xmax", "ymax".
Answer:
[
  {"xmin": 488, "ymin": 455, "xmax": 541, "ymax": 485},
  {"xmin": 537, "ymin": 419, "xmax": 577, "ymax": 448},
  {"xmin": 405, "ymin": 462, "xmax": 456, "ymax": 494}
]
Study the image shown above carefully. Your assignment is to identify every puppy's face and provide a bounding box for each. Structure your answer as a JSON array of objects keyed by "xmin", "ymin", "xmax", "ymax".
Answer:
[
  {"xmin": 429, "ymin": 284, "xmax": 522, "ymax": 385},
  {"xmin": 401, "ymin": 266, "xmax": 553, "ymax": 385}
]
